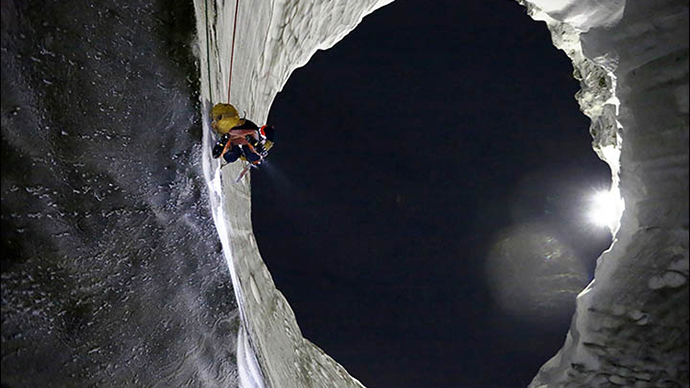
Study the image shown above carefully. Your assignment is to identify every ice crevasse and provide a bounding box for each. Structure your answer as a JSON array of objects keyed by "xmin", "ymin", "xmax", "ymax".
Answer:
[{"xmin": 192, "ymin": 0, "xmax": 689, "ymax": 386}]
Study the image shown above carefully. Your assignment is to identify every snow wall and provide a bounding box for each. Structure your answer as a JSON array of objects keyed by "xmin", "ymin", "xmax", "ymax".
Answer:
[{"xmin": 193, "ymin": 0, "xmax": 688, "ymax": 387}]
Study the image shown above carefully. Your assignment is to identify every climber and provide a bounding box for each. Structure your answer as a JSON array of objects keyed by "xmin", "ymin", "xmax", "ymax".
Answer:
[
  {"xmin": 210, "ymin": 103, "xmax": 275, "ymax": 165},
  {"xmin": 212, "ymin": 121, "xmax": 275, "ymax": 164}
]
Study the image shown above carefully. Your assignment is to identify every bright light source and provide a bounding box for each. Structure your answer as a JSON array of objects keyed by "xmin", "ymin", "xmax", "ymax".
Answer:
[{"xmin": 588, "ymin": 190, "xmax": 622, "ymax": 228}]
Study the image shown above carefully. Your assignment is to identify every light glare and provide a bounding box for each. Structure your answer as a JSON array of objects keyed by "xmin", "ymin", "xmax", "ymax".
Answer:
[{"xmin": 589, "ymin": 190, "xmax": 621, "ymax": 228}]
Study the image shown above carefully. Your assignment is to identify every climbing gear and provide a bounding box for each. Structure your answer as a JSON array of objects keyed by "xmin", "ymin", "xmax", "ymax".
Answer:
[{"xmin": 211, "ymin": 103, "xmax": 245, "ymax": 134}]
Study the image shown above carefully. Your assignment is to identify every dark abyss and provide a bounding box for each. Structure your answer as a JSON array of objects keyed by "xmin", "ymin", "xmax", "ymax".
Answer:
[
  {"xmin": 253, "ymin": 1, "xmax": 613, "ymax": 387},
  {"xmin": 2, "ymin": 1, "xmax": 238, "ymax": 387}
]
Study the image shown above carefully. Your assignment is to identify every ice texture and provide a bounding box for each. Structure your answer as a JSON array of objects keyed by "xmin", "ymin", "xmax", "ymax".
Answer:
[
  {"xmin": 2, "ymin": 0, "xmax": 683, "ymax": 386},
  {"xmin": 192, "ymin": 0, "xmax": 393, "ymax": 386},
  {"xmin": 193, "ymin": 0, "xmax": 688, "ymax": 386},
  {"xmin": 522, "ymin": 0, "xmax": 689, "ymax": 387}
]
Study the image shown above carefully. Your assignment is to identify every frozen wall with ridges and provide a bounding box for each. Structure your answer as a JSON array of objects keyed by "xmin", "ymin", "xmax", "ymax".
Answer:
[
  {"xmin": 193, "ymin": 0, "xmax": 687, "ymax": 386},
  {"xmin": 524, "ymin": 0, "xmax": 689, "ymax": 386},
  {"xmin": 193, "ymin": 0, "xmax": 392, "ymax": 387}
]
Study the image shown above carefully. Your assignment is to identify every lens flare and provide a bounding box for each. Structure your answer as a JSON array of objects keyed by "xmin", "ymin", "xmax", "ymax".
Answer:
[{"xmin": 484, "ymin": 223, "xmax": 588, "ymax": 323}]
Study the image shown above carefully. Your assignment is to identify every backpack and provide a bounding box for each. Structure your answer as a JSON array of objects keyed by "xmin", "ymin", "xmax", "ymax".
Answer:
[{"xmin": 211, "ymin": 103, "xmax": 245, "ymax": 134}]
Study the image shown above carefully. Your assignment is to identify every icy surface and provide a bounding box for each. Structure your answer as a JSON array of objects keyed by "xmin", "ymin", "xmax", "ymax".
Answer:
[
  {"xmin": 523, "ymin": 0, "xmax": 689, "ymax": 386},
  {"xmin": 3, "ymin": 0, "xmax": 683, "ymax": 386},
  {"xmin": 192, "ymin": 0, "xmax": 688, "ymax": 386},
  {"xmin": 193, "ymin": 0, "xmax": 392, "ymax": 386}
]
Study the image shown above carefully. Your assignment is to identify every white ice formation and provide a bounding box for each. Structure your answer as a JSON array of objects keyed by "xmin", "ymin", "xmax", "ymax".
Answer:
[
  {"xmin": 192, "ymin": 0, "xmax": 688, "ymax": 387},
  {"xmin": 193, "ymin": 1, "xmax": 394, "ymax": 387},
  {"xmin": 524, "ymin": 1, "xmax": 688, "ymax": 386}
]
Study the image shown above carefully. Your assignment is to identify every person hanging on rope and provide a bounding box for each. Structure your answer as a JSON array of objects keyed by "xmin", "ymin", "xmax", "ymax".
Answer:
[{"xmin": 211, "ymin": 103, "xmax": 275, "ymax": 166}]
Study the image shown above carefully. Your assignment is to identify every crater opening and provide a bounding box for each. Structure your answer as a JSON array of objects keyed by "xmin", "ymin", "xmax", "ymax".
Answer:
[{"xmin": 253, "ymin": 1, "xmax": 613, "ymax": 386}]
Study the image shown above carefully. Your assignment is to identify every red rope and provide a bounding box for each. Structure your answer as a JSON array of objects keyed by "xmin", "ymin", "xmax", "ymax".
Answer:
[{"xmin": 227, "ymin": 0, "xmax": 240, "ymax": 103}]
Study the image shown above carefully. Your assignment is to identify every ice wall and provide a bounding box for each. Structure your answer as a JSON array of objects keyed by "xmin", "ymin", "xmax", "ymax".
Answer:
[
  {"xmin": 192, "ymin": 0, "xmax": 687, "ymax": 386},
  {"xmin": 192, "ymin": 0, "xmax": 392, "ymax": 387},
  {"xmin": 522, "ymin": 0, "xmax": 689, "ymax": 386}
]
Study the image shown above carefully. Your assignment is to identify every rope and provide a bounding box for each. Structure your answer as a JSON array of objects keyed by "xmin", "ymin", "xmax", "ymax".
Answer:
[
  {"xmin": 227, "ymin": 0, "xmax": 240, "ymax": 103},
  {"xmin": 203, "ymin": 0, "xmax": 213, "ymax": 103}
]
